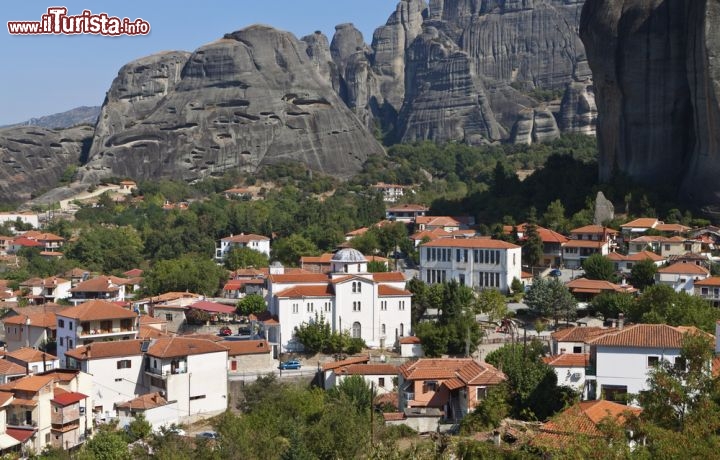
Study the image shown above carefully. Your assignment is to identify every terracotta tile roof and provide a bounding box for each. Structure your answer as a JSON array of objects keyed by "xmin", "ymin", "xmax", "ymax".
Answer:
[
  {"xmin": 268, "ymin": 273, "xmax": 330, "ymax": 284},
  {"xmin": 138, "ymin": 325, "xmax": 168, "ymax": 339},
  {"xmin": 69, "ymin": 276, "xmax": 124, "ymax": 293},
  {"xmin": 570, "ymin": 225, "xmax": 618, "ymax": 235},
  {"xmin": 22, "ymin": 231, "xmax": 64, "ymax": 242},
  {"xmin": 0, "ymin": 360, "xmax": 25, "ymax": 376},
  {"xmin": 534, "ymin": 401, "xmax": 641, "ymax": 449},
  {"xmin": 123, "ymin": 268, "xmax": 144, "ymax": 278},
  {"xmin": 415, "ymin": 216, "xmax": 461, "ymax": 227},
  {"xmin": 146, "ymin": 337, "xmax": 228, "ymax": 359},
  {"xmin": 57, "ymin": 300, "xmax": 136, "ymax": 321},
  {"xmin": 587, "ymin": 324, "xmax": 705, "ymax": 349},
  {"xmin": 139, "ymin": 315, "xmax": 165, "ymax": 325},
  {"xmin": 566, "ymin": 278, "xmax": 636, "ymax": 294},
  {"xmin": 657, "ymin": 262, "xmax": 710, "ymax": 275},
  {"xmin": 542, "ymin": 354, "xmax": 590, "ymax": 367},
  {"xmin": 19, "ymin": 277, "xmax": 69, "ymax": 288},
  {"xmin": 378, "ymin": 285, "xmax": 412, "ymax": 296},
  {"xmin": 221, "ymin": 340, "xmax": 270, "ymax": 356},
  {"xmin": 336, "ymin": 364, "xmax": 397, "ymax": 376},
  {"xmin": 563, "ymin": 239, "xmax": 607, "ymax": 249},
  {"xmin": 6, "ymin": 347, "xmax": 56, "ymax": 363},
  {"xmin": 399, "ymin": 358, "xmax": 506, "ymax": 386},
  {"xmin": 65, "ymin": 340, "xmax": 144, "ymax": 361},
  {"xmin": 345, "ymin": 227, "xmax": 368, "ymax": 237},
  {"xmin": 629, "ymin": 235, "xmax": 667, "ymax": 243},
  {"xmin": 607, "ymin": 250, "xmax": 665, "ymax": 262},
  {"xmin": 136, "ymin": 291, "xmax": 201, "ymax": 303},
  {"xmin": 0, "ymin": 391, "xmax": 13, "ymax": 407},
  {"xmin": 371, "ymin": 272, "xmax": 407, "ymax": 282},
  {"xmin": 116, "ymin": 392, "xmax": 168, "ymax": 410},
  {"xmin": 421, "ymin": 237, "xmax": 520, "ymax": 250},
  {"xmin": 399, "ymin": 336, "xmax": 421, "ymax": 345},
  {"xmin": 300, "ymin": 253, "xmax": 335, "ymax": 264},
  {"xmin": 0, "ymin": 374, "xmax": 55, "ymax": 392},
  {"xmin": 383, "ymin": 412, "xmax": 406, "ymax": 421},
  {"xmin": 655, "ymin": 223, "xmax": 691, "ymax": 233},
  {"xmin": 221, "ymin": 233, "xmax": 270, "ymax": 243},
  {"xmin": 695, "ymin": 277, "xmax": 720, "ymax": 287},
  {"xmin": 7, "ymin": 428, "xmax": 35, "ymax": 443},
  {"xmin": 275, "ymin": 285, "xmax": 334, "ymax": 298},
  {"xmin": 321, "ymin": 356, "xmax": 370, "ymax": 372},
  {"xmin": 189, "ymin": 300, "xmax": 236, "ymax": 314},
  {"xmin": 247, "ymin": 311, "xmax": 279, "ymax": 324},
  {"xmin": 10, "ymin": 398, "xmax": 37, "ymax": 407},
  {"xmin": 713, "ymin": 355, "xmax": 720, "ymax": 378},
  {"xmin": 374, "ymin": 392, "xmax": 398, "ymax": 409},
  {"xmin": 621, "ymin": 218, "xmax": 660, "ymax": 229},
  {"xmin": 386, "ymin": 204, "xmax": 428, "ymax": 212},
  {"xmin": 410, "ymin": 228, "xmax": 450, "ymax": 240},
  {"xmin": 178, "ymin": 333, "xmax": 224, "ymax": 342},
  {"xmin": 551, "ymin": 327, "xmax": 615, "ymax": 343},
  {"xmin": 52, "ymin": 390, "xmax": 87, "ymax": 406},
  {"xmin": 3, "ymin": 311, "xmax": 57, "ymax": 328},
  {"xmin": 11, "ymin": 237, "xmax": 43, "ymax": 248},
  {"xmin": 443, "ymin": 378, "xmax": 465, "ymax": 390}
]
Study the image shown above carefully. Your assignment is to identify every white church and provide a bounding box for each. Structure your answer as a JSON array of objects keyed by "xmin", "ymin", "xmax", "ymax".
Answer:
[{"xmin": 266, "ymin": 248, "xmax": 412, "ymax": 352}]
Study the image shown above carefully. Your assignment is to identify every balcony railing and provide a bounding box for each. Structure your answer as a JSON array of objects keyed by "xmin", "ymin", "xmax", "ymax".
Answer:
[
  {"xmin": 79, "ymin": 327, "xmax": 135, "ymax": 337},
  {"xmin": 8, "ymin": 418, "xmax": 37, "ymax": 429},
  {"xmin": 146, "ymin": 367, "xmax": 187, "ymax": 377},
  {"xmin": 403, "ymin": 391, "xmax": 415, "ymax": 402}
]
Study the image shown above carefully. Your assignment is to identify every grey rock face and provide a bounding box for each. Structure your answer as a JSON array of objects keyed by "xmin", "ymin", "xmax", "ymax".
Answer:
[
  {"xmin": 0, "ymin": 125, "xmax": 93, "ymax": 203},
  {"xmin": 510, "ymin": 107, "xmax": 560, "ymax": 144},
  {"xmin": 580, "ymin": 0, "xmax": 720, "ymax": 206},
  {"xmin": 82, "ymin": 26, "xmax": 385, "ymax": 184},
  {"xmin": 594, "ymin": 191, "xmax": 614, "ymax": 226},
  {"xmin": 558, "ymin": 80, "xmax": 597, "ymax": 135}
]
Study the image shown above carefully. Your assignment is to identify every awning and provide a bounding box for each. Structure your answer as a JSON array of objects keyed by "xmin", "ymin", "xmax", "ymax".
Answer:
[{"xmin": 0, "ymin": 433, "xmax": 20, "ymax": 449}]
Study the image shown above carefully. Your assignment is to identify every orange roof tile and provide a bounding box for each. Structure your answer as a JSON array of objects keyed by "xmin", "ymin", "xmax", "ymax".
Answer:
[
  {"xmin": 415, "ymin": 216, "xmax": 461, "ymax": 227},
  {"xmin": 371, "ymin": 272, "xmax": 406, "ymax": 282},
  {"xmin": 565, "ymin": 278, "xmax": 636, "ymax": 294},
  {"xmin": 57, "ymin": 300, "xmax": 136, "ymax": 321},
  {"xmin": 378, "ymin": 285, "xmax": 412, "ymax": 296},
  {"xmin": 563, "ymin": 239, "xmax": 607, "ymax": 249},
  {"xmin": 399, "ymin": 358, "xmax": 505, "ymax": 386},
  {"xmin": 542, "ymin": 354, "xmax": 590, "ymax": 367},
  {"xmin": 607, "ymin": 251, "xmax": 665, "ymax": 262},
  {"xmin": 275, "ymin": 285, "xmax": 334, "ymax": 298},
  {"xmin": 116, "ymin": 392, "xmax": 168, "ymax": 410},
  {"xmin": 221, "ymin": 340, "xmax": 270, "ymax": 356},
  {"xmin": 621, "ymin": 218, "xmax": 660, "ymax": 229},
  {"xmin": 587, "ymin": 324, "xmax": 703, "ymax": 348},
  {"xmin": 655, "ymin": 223, "xmax": 691, "ymax": 233},
  {"xmin": 3, "ymin": 311, "xmax": 57, "ymax": 328},
  {"xmin": 383, "ymin": 412, "xmax": 406, "ymax": 421},
  {"xmin": 221, "ymin": 233, "xmax": 270, "ymax": 243},
  {"xmin": 6, "ymin": 347, "xmax": 56, "ymax": 363},
  {"xmin": 0, "ymin": 374, "xmax": 55, "ymax": 392},
  {"xmin": 65, "ymin": 340, "xmax": 144, "ymax": 361},
  {"xmin": 321, "ymin": 356, "xmax": 370, "ymax": 372},
  {"xmin": 0, "ymin": 391, "xmax": 13, "ymax": 407},
  {"xmin": 551, "ymin": 327, "xmax": 615, "ymax": 343},
  {"xmin": 69, "ymin": 276, "xmax": 126, "ymax": 293},
  {"xmin": 146, "ymin": 337, "xmax": 228, "ymax": 359},
  {"xmin": 570, "ymin": 225, "xmax": 618, "ymax": 235},
  {"xmin": 138, "ymin": 325, "xmax": 168, "ymax": 339},
  {"xmin": 268, "ymin": 274, "xmax": 330, "ymax": 284},
  {"xmin": 399, "ymin": 336, "xmax": 421, "ymax": 344},
  {"xmin": 0, "ymin": 360, "xmax": 26, "ymax": 376},
  {"xmin": 657, "ymin": 262, "xmax": 710, "ymax": 275},
  {"xmin": 421, "ymin": 238, "xmax": 519, "ymax": 250},
  {"xmin": 695, "ymin": 277, "xmax": 720, "ymax": 287}
]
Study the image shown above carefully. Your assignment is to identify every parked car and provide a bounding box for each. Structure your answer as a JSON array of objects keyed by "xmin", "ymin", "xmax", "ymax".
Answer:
[
  {"xmin": 279, "ymin": 359, "xmax": 301, "ymax": 370},
  {"xmin": 218, "ymin": 326, "xmax": 232, "ymax": 336},
  {"xmin": 196, "ymin": 431, "xmax": 219, "ymax": 440},
  {"xmin": 549, "ymin": 269, "xmax": 562, "ymax": 277}
]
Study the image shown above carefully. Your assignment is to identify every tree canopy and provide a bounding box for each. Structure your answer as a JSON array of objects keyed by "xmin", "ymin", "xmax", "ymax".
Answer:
[{"xmin": 524, "ymin": 277, "xmax": 577, "ymax": 326}]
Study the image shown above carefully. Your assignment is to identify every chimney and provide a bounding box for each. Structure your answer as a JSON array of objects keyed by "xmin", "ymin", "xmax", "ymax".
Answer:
[{"xmin": 618, "ymin": 313, "xmax": 625, "ymax": 330}]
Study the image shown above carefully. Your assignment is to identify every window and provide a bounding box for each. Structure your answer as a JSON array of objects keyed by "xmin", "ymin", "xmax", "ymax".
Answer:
[
  {"xmin": 399, "ymin": 323, "xmax": 404, "ymax": 336},
  {"xmin": 381, "ymin": 301, "xmax": 387, "ymax": 311},
  {"xmin": 381, "ymin": 324, "xmax": 386, "ymax": 335},
  {"xmin": 476, "ymin": 387, "xmax": 488, "ymax": 400},
  {"xmin": 674, "ymin": 357, "xmax": 687, "ymax": 371},
  {"xmin": 165, "ymin": 313, "xmax": 173, "ymax": 321},
  {"xmin": 292, "ymin": 303, "xmax": 299, "ymax": 314},
  {"xmin": 324, "ymin": 302, "xmax": 331, "ymax": 312},
  {"xmin": 115, "ymin": 378, "xmax": 123, "ymax": 382},
  {"xmin": 117, "ymin": 360, "xmax": 131, "ymax": 369},
  {"xmin": 68, "ymin": 339, "xmax": 73, "ymax": 348},
  {"xmin": 647, "ymin": 356, "xmax": 660, "ymax": 367},
  {"xmin": 307, "ymin": 303, "xmax": 314, "ymax": 313},
  {"xmin": 424, "ymin": 381, "xmax": 438, "ymax": 392},
  {"xmin": 189, "ymin": 395, "xmax": 206, "ymax": 401},
  {"xmin": 31, "ymin": 365, "xmax": 38, "ymax": 373},
  {"xmin": 59, "ymin": 337, "xmax": 64, "ymax": 346},
  {"xmin": 353, "ymin": 301, "xmax": 361, "ymax": 312},
  {"xmin": 352, "ymin": 282, "xmax": 357, "ymax": 293},
  {"xmin": 352, "ymin": 322, "xmax": 361, "ymax": 339},
  {"xmin": 399, "ymin": 301, "xmax": 405, "ymax": 310},
  {"xmin": 573, "ymin": 346, "xmax": 582, "ymax": 354},
  {"xmin": 378, "ymin": 377, "xmax": 385, "ymax": 388},
  {"xmin": 58, "ymin": 319, "xmax": 65, "ymax": 328},
  {"xmin": 69, "ymin": 322, "xmax": 73, "ymax": 330}
]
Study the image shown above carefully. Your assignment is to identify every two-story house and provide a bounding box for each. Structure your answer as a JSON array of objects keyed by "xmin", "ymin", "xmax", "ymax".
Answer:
[
  {"xmin": 68, "ymin": 276, "xmax": 128, "ymax": 305},
  {"xmin": 542, "ymin": 354, "xmax": 590, "ymax": 397},
  {"xmin": 18, "ymin": 277, "xmax": 71, "ymax": 305},
  {"xmin": 419, "ymin": 237, "xmax": 521, "ymax": 293},
  {"xmin": 4, "ymin": 348, "xmax": 58, "ymax": 375},
  {"xmin": 215, "ymin": 233, "xmax": 271, "ymax": 262},
  {"xmin": 694, "ymin": 276, "xmax": 720, "ymax": 307},
  {"xmin": 267, "ymin": 249, "xmax": 412, "ymax": 352},
  {"xmin": 0, "ymin": 391, "xmax": 21, "ymax": 455},
  {"xmin": 565, "ymin": 278, "xmax": 637, "ymax": 302},
  {"xmin": 55, "ymin": 300, "xmax": 139, "ymax": 367},
  {"xmin": 385, "ymin": 204, "xmax": 428, "ymax": 223},
  {"xmin": 505, "ymin": 224, "xmax": 570, "ymax": 267},
  {"xmin": 585, "ymin": 324, "xmax": 709, "ymax": 403},
  {"xmin": 414, "ymin": 216, "xmax": 462, "ymax": 233},
  {"xmin": 144, "ymin": 337, "xmax": 228, "ymax": 420},
  {"xmin": 3, "ymin": 311, "xmax": 61, "ymax": 352},
  {"xmin": 655, "ymin": 262, "xmax": 711, "ymax": 293},
  {"xmin": 20, "ymin": 232, "xmax": 65, "ymax": 252},
  {"xmin": 620, "ymin": 217, "xmax": 660, "ymax": 240},
  {"xmin": 607, "ymin": 251, "xmax": 665, "ymax": 276},
  {"xmin": 398, "ymin": 358, "xmax": 506, "ymax": 422},
  {"xmin": 563, "ymin": 226, "xmax": 615, "ymax": 269},
  {"xmin": 371, "ymin": 183, "xmax": 413, "ymax": 203}
]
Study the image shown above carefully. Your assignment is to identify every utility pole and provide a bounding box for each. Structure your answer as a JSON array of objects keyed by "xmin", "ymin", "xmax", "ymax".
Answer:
[{"xmin": 370, "ymin": 381, "xmax": 375, "ymax": 447}]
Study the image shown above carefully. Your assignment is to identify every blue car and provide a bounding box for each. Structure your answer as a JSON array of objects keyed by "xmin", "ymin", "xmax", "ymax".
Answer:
[
  {"xmin": 279, "ymin": 359, "xmax": 301, "ymax": 370},
  {"xmin": 549, "ymin": 269, "xmax": 562, "ymax": 277}
]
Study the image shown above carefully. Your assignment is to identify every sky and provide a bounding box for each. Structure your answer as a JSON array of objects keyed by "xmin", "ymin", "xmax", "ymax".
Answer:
[{"xmin": 0, "ymin": 1, "xmax": 398, "ymax": 126}]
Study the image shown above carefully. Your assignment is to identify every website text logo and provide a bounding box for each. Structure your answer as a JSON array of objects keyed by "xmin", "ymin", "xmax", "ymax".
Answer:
[{"xmin": 8, "ymin": 7, "xmax": 150, "ymax": 36}]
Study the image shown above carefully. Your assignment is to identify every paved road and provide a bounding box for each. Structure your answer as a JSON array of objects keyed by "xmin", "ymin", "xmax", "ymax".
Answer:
[{"xmin": 228, "ymin": 366, "xmax": 316, "ymax": 382}]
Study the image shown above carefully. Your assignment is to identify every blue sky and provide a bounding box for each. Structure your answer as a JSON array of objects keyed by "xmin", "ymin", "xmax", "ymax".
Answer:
[{"xmin": 1, "ymin": 1, "xmax": 398, "ymax": 126}]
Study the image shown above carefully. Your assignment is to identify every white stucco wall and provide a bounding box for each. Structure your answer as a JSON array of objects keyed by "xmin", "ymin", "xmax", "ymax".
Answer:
[{"xmin": 595, "ymin": 346, "xmax": 681, "ymax": 398}]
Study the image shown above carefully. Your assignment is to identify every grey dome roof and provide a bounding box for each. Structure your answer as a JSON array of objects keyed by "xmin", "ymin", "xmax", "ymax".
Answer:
[{"xmin": 331, "ymin": 248, "xmax": 367, "ymax": 262}]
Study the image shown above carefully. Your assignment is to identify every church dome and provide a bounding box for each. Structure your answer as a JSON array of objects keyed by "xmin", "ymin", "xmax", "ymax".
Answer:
[{"xmin": 331, "ymin": 248, "xmax": 367, "ymax": 262}]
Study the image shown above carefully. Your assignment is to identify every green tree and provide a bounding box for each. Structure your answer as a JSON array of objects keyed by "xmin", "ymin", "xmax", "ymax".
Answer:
[
  {"xmin": 522, "ymin": 222, "xmax": 544, "ymax": 268},
  {"xmin": 293, "ymin": 313, "xmax": 332, "ymax": 354},
  {"xmin": 524, "ymin": 277, "xmax": 577, "ymax": 326},
  {"xmin": 328, "ymin": 374, "xmax": 375, "ymax": 413},
  {"xmin": 459, "ymin": 383, "xmax": 511, "ymax": 433},
  {"xmin": 630, "ymin": 284, "xmax": 720, "ymax": 331},
  {"xmin": 581, "ymin": 253, "xmax": 616, "ymax": 281},
  {"xmin": 224, "ymin": 246, "xmax": 269, "ymax": 270},
  {"xmin": 542, "ymin": 199, "xmax": 568, "ymax": 233},
  {"xmin": 367, "ymin": 260, "xmax": 389, "ymax": 272},
  {"xmin": 142, "ymin": 254, "xmax": 227, "ymax": 296},
  {"xmin": 79, "ymin": 424, "xmax": 131, "ymax": 460},
  {"xmin": 272, "ymin": 234, "xmax": 319, "ymax": 266},
  {"xmin": 630, "ymin": 258, "xmax": 658, "ymax": 291},
  {"xmin": 236, "ymin": 294, "xmax": 267, "ymax": 316},
  {"xmin": 125, "ymin": 414, "xmax": 152, "ymax": 442},
  {"xmin": 475, "ymin": 288, "xmax": 510, "ymax": 322},
  {"xmin": 64, "ymin": 226, "xmax": 143, "ymax": 273},
  {"xmin": 414, "ymin": 321, "xmax": 450, "ymax": 357},
  {"xmin": 590, "ymin": 291, "xmax": 635, "ymax": 319}
]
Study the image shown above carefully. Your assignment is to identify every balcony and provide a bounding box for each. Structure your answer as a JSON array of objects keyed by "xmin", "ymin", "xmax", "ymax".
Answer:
[
  {"xmin": 146, "ymin": 367, "xmax": 187, "ymax": 377},
  {"xmin": 8, "ymin": 417, "xmax": 38, "ymax": 429},
  {"xmin": 403, "ymin": 391, "xmax": 415, "ymax": 402}
]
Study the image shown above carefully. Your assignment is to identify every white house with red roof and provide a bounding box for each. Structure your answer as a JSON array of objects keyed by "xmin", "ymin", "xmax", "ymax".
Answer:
[
  {"xmin": 543, "ymin": 353, "xmax": 590, "ymax": 396},
  {"xmin": 654, "ymin": 261, "xmax": 711, "ymax": 293},
  {"xmin": 19, "ymin": 277, "xmax": 71, "ymax": 304},
  {"xmin": 414, "ymin": 216, "xmax": 462, "ymax": 232},
  {"xmin": 266, "ymin": 248, "xmax": 412, "ymax": 352},
  {"xmin": 419, "ymin": 237, "xmax": 521, "ymax": 293},
  {"xmin": 620, "ymin": 217, "xmax": 661, "ymax": 238},
  {"xmin": 68, "ymin": 275, "xmax": 128, "ymax": 305},
  {"xmin": 385, "ymin": 204, "xmax": 428, "ymax": 223},
  {"xmin": 330, "ymin": 362, "xmax": 398, "ymax": 395},
  {"xmin": 694, "ymin": 276, "xmax": 720, "ymax": 307},
  {"xmin": 504, "ymin": 224, "xmax": 569, "ymax": 267},
  {"xmin": 607, "ymin": 251, "xmax": 665, "ymax": 275},
  {"xmin": 585, "ymin": 324, "xmax": 711, "ymax": 403},
  {"xmin": 215, "ymin": 233, "xmax": 270, "ymax": 262},
  {"xmin": 371, "ymin": 183, "xmax": 414, "ymax": 202},
  {"xmin": 55, "ymin": 300, "xmax": 139, "ymax": 367}
]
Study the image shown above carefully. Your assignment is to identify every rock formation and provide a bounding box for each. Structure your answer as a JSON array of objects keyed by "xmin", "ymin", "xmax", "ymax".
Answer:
[
  {"xmin": 82, "ymin": 26, "xmax": 386, "ymax": 184},
  {"xmin": 0, "ymin": 125, "xmax": 92, "ymax": 203},
  {"xmin": 580, "ymin": 0, "xmax": 720, "ymax": 207}
]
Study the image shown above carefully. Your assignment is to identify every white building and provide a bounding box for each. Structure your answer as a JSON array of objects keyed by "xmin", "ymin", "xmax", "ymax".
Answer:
[
  {"xmin": 0, "ymin": 213, "xmax": 39, "ymax": 229},
  {"xmin": 144, "ymin": 337, "xmax": 228, "ymax": 421},
  {"xmin": 68, "ymin": 276, "xmax": 128, "ymax": 305},
  {"xmin": 542, "ymin": 354, "xmax": 590, "ymax": 397},
  {"xmin": 585, "ymin": 324, "xmax": 705, "ymax": 404},
  {"xmin": 266, "ymin": 249, "xmax": 412, "ymax": 352},
  {"xmin": 4, "ymin": 348, "xmax": 59, "ymax": 375},
  {"xmin": 55, "ymin": 300, "xmax": 139, "ymax": 367},
  {"xmin": 65, "ymin": 340, "xmax": 147, "ymax": 422},
  {"xmin": 607, "ymin": 251, "xmax": 665, "ymax": 275},
  {"xmin": 18, "ymin": 277, "xmax": 71, "ymax": 304},
  {"xmin": 215, "ymin": 233, "xmax": 270, "ymax": 262},
  {"xmin": 655, "ymin": 261, "xmax": 711, "ymax": 293},
  {"xmin": 419, "ymin": 238, "xmax": 521, "ymax": 294},
  {"xmin": 4, "ymin": 311, "xmax": 60, "ymax": 352}
]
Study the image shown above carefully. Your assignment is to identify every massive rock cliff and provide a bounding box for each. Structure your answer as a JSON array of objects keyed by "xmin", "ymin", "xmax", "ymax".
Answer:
[
  {"xmin": 0, "ymin": 125, "xmax": 92, "ymax": 203},
  {"xmin": 580, "ymin": 0, "xmax": 720, "ymax": 207},
  {"xmin": 81, "ymin": 26, "xmax": 386, "ymax": 184}
]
